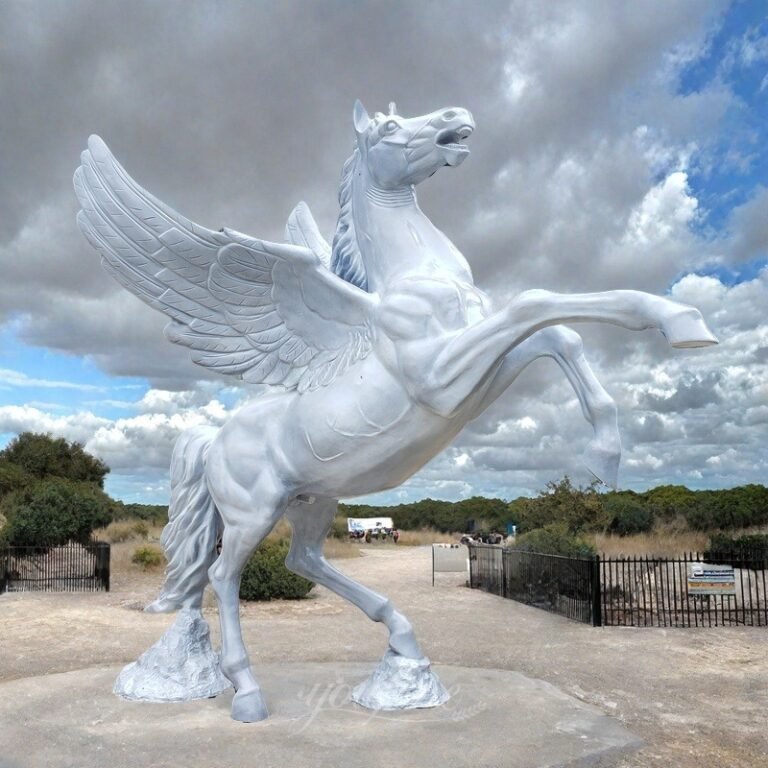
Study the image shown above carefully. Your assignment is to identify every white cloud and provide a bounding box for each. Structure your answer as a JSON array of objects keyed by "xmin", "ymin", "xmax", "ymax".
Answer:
[
  {"xmin": 0, "ymin": 397, "xmax": 233, "ymax": 482},
  {"xmin": 624, "ymin": 172, "xmax": 698, "ymax": 246},
  {"xmin": 0, "ymin": 368, "xmax": 103, "ymax": 391},
  {"xmin": 85, "ymin": 404, "xmax": 230, "ymax": 471},
  {"xmin": 0, "ymin": 405, "xmax": 109, "ymax": 445},
  {"xmin": 0, "ymin": 0, "xmax": 763, "ymax": 504}
]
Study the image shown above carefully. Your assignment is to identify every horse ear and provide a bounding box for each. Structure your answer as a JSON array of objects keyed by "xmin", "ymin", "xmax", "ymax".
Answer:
[{"xmin": 353, "ymin": 100, "xmax": 371, "ymax": 136}]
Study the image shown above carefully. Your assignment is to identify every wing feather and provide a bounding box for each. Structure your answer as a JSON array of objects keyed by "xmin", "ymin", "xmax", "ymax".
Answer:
[
  {"xmin": 285, "ymin": 201, "xmax": 332, "ymax": 269},
  {"xmin": 75, "ymin": 135, "xmax": 377, "ymax": 389}
]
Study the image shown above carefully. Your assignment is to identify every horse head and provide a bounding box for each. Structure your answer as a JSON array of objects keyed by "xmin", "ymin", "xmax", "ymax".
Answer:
[{"xmin": 353, "ymin": 100, "xmax": 475, "ymax": 189}]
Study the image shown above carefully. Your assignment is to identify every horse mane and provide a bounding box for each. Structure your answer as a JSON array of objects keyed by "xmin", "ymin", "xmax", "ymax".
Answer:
[{"xmin": 331, "ymin": 148, "xmax": 368, "ymax": 291}]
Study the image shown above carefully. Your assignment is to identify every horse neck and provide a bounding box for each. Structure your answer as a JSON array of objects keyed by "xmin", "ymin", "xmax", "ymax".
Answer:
[{"xmin": 351, "ymin": 165, "xmax": 472, "ymax": 293}]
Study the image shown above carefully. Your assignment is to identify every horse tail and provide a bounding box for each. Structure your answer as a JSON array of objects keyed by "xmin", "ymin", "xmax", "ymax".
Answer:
[{"xmin": 145, "ymin": 425, "xmax": 221, "ymax": 613}]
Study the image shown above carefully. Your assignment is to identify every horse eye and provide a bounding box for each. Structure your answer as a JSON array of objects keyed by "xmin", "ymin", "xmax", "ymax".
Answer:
[{"xmin": 385, "ymin": 120, "xmax": 399, "ymax": 133}]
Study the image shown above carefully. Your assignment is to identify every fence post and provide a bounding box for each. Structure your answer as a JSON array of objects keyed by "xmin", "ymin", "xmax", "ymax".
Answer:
[
  {"xmin": 591, "ymin": 554, "xmax": 602, "ymax": 627},
  {"xmin": 104, "ymin": 543, "xmax": 111, "ymax": 592},
  {"xmin": 95, "ymin": 542, "xmax": 110, "ymax": 592},
  {"xmin": 501, "ymin": 548, "xmax": 508, "ymax": 599},
  {"xmin": 0, "ymin": 547, "xmax": 7, "ymax": 595}
]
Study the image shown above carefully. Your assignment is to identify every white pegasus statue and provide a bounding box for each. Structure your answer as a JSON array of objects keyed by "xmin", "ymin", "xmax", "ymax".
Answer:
[{"xmin": 74, "ymin": 100, "xmax": 716, "ymax": 722}]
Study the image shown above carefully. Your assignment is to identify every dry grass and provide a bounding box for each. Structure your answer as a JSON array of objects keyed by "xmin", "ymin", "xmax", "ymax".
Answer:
[
  {"xmin": 94, "ymin": 519, "xmax": 163, "ymax": 544},
  {"xmin": 322, "ymin": 537, "xmax": 361, "ymax": 559},
  {"xmin": 262, "ymin": 516, "xmax": 461, "ymax": 557},
  {"xmin": 107, "ymin": 540, "xmax": 162, "ymax": 589},
  {"xmin": 265, "ymin": 518, "xmax": 292, "ymax": 543},
  {"xmin": 103, "ymin": 515, "xmax": 460, "ymax": 583},
  {"xmin": 395, "ymin": 528, "xmax": 457, "ymax": 546},
  {"xmin": 265, "ymin": 518, "xmax": 359, "ymax": 558},
  {"xmin": 592, "ymin": 529, "xmax": 709, "ymax": 558}
]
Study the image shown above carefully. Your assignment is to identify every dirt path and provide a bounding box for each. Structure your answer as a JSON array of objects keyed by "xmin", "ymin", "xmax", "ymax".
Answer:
[{"xmin": 1, "ymin": 546, "xmax": 766, "ymax": 767}]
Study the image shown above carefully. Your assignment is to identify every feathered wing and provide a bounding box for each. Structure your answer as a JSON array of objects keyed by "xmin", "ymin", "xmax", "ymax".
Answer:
[
  {"xmin": 74, "ymin": 135, "xmax": 376, "ymax": 391},
  {"xmin": 285, "ymin": 201, "xmax": 331, "ymax": 269}
]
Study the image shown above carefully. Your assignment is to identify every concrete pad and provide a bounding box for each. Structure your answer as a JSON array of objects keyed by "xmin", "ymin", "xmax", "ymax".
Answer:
[{"xmin": 0, "ymin": 663, "xmax": 641, "ymax": 768}]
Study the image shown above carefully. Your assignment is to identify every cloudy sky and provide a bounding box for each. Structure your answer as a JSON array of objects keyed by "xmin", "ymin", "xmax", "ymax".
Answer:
[{"xmin": 0, "ymin": 0, "xmax": 766, "ymax": 505}]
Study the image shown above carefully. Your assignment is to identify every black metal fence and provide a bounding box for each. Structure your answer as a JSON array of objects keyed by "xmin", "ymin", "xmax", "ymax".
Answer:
[
  {"xmin": 468, "ymin": 544, "xmax": 600, "ymax": 625},
  {"xmin": 0, "ymin": 541, "xmax": 110, "ymax": 594},
  {"xmin": 468, "ymin": 544, "xmax": 768, "ymax": 628},
  {"xmin": 601, "ymin": 552, "xmax": 767, "ymax": 627}
]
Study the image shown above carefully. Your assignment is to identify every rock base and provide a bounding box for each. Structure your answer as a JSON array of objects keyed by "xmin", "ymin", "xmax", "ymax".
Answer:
[
  {"xmin": 114, "ymin": 608, "xmax": 230, "ymax": 702},
  {"xmin": 351, "ymin": 649, "xmax": 449, "ymax": 710}
]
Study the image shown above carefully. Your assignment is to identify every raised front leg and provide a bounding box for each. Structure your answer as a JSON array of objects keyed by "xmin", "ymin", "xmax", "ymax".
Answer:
[
  {"xmin": 469, "ymin": 326, "xmax": 620, "ymax": 486},
  {"xmin": 402, "ymin": 288, "xmax": 716, "ymax": 418}
]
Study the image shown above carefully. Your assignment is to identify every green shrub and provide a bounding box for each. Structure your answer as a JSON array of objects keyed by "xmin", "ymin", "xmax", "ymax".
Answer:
[
  {"xmin": 514, "ymin": 523, "xmax": 596, "ymax": 557},
  {"xmin": 0, "ymin": 478, "xmax": 112, "ymax": 548},
  {"xmin": 239, "ymin": 539, "xmax": 314, "ymax": 601},
  {"xmin": 0, "ymin": 461, "xmax": 32, "ymax": 496},
  {"xmin": 707, "ymin": 533, "xmax": 768, "ymax": 566},
  {"xmin": 0, "ymin": 432, "xmax": 108, "ymax": 487},
  {"xmin": 605, "ymin": 496, "xmax": 654, "ymax": 536},
  {"xmin": 684, "ymin": 485, "xmax": 768, "ymax": 531},
  {"xmin": 641, "ymin": 484, "xmax": 698, "ymax": 521},
  {"xmin": 514, "ymin": 477, "xmax": 610, "ymax": 535},
  {"xmin": 329, "ymin": 516, "xmax": 349, "ymax": 540},
  {"xmin": 132, "ymin": 545, "xmax": 165, "ymax": 570}
]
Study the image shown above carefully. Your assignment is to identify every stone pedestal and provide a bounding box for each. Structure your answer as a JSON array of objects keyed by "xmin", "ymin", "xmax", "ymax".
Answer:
[
  {"xmin": 351, "ymin": 650, "xmax": 449, "ymax": 710},
  {"xmin": 114, "ymin": 608, "xmax": 230, "ymax": 702},
  {"xmin": 1, "ymin": 663, "xmax": 642, "ymax": 767}
]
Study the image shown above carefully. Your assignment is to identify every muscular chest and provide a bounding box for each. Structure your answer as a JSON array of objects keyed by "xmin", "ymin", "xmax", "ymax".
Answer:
[{"xmin": 377, "ymin": 275, "xmax": 491, "ymax": 340}]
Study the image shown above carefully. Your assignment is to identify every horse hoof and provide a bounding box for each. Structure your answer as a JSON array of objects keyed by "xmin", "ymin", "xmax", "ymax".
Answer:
[
  {"xmin": 231, "ymin": 688, "xmax": 269, "ymax": 723},
  {"xmin": 387, "ymin": 617, "xmax": 423, "ymax": 659},
  {"xmin": 661, "ymin": 308, "xmax": 718, "ymax": 349},
  {"xmin": 144, "ymin": 597, "xmax": 178, "ymax": 613}
]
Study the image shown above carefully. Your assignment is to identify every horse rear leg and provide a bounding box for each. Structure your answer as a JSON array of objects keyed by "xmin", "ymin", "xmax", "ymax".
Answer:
[
  {"xmin": 469, "ymin": 326, "xmax": 620, "ymax": 486},
  {"xmin": 208, "ymin": 490, "xmax": 286, "ymax": 722},
  {"xmin": 284, "ymin": 498, "xmax": 423, "ymax": 659}
]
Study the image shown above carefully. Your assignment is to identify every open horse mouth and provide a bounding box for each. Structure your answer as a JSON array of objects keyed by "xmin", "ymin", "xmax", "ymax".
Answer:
[
  {"xmin": 435, "ymin": 125, "xmax": 474, "ymax": 150},
  {"xmin": 435, "ymin": 124, "xmax": 474, "ymax": 166}
]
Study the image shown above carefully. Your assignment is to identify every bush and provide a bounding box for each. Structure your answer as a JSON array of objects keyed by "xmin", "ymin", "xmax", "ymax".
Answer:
[
  {"xmin": 0, "ymin": 461, "xmax": 32, "ymax": 496},
  {"xmin": 514, "ymin": 477, "xmax": 609, "ymax": 535},
  {"xmin": 605, "ymin": 496, "xmax": 654, "ymax": 536},
  {"xmin": 514, "ymin": 523, "xmax": 596, "ymax": 557},
  {"xmin": 0, "ymin": 478, "xmax": 112, "ymax": 548},
  {"xmin": 0, "ymin": 432, "xmax": 108, "ymax": 487},
  {"xmin": 642, "ymin": 484, "xmax": 698, "ymax": 521},
  {"xmin": 707, "ymin": 533, "xmax": 768, "ymax": 566},
  {"xmin": 329, "ymin": 516, "xmax": 349, "ymax": 540},
  {"xmin": 239, "ymin": 539, "xmax": 314, "ymax": 601},
  {"xmin": 132, "ymin": 545, "xmax": 165, "ymax": 570}
]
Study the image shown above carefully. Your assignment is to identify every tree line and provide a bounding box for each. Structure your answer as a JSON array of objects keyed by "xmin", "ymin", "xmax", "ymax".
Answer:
[
  {"xmin": 1, "ymin": 432, "xmax": 766, "ymax": 551},
  {"xmin": 343, "ymin": 478, "xmax": 768, "ymax": 537}
]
